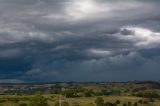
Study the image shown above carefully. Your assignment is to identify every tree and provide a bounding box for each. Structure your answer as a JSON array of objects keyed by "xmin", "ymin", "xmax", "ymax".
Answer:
[
  {"xmin": 136, "ymin": 90, "xmax": 160, "ymax": 98},
  {"xmin": 28, "ymin": 94, "xmax": 48, "ymax": 106},
  {"xmin": 95, "ymin": 97, "xmax": 104, "ymax": 106},
  {"xmin": 101, "ymin": 89, "xmax": 110, "ymax": 96},
  {"xmin": 63, "ymin": 90, "xmax": 77, "ymax": 98},
  {"xmin": 115, "ymin": 100, "xmax": 120, "ymax": 104},
  {"xmin": 84, "ymin": 90, "xmax": 93, "ymax": 97}
]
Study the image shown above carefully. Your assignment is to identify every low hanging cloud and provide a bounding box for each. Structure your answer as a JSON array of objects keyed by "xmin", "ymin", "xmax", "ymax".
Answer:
[{"xmin": 19, "ymin": 51, "xmax": 160, "ymax": 82}]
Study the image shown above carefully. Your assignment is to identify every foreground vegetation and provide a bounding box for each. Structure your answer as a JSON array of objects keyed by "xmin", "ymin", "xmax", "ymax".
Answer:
[{"xmin": 0, "ymin": 81, "xmax": 159, "ymax": 106}]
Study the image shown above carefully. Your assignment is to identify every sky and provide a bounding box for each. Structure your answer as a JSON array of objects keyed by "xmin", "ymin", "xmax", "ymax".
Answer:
[{"xmin": 0, "ymin": 0, "xmax": 160, "ymax": 83}]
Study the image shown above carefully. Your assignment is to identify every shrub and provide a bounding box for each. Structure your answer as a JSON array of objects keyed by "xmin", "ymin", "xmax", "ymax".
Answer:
[
  {"xmin": 28, "ymin": 94, "xmax": 48, "ymax": 106},
  {"xmin": 144, "ymin": 91, "xmax": 160, "ymax": 98},
  {"xmin": 104, "ymin": 102, "xmax": 117, "ymax": 106},
  {"xmin": 105, "ymin": 102, "xmax": 112, "ymax": 106},
  {"xmin": 63, "ymin": 90, "xmax": 77, "ymax": 98},
  {"xmin": 123, "ymin": 103, "xmax": 127, "ymax": 106},
  {"xmin": 115, "ymin": 100, "xmax": 120, "ymax": 104},
  {"xmin": 72, "ymin": 102, "xmax": 80, "ymax": 106},
  {"xmin": 14, "ymin": 98, "xmax": 19, "ymax": 103},
  {"xmin": 84, "ymin": 90, "xmax": 93, "ymax": 97},
  {"xmin": 128, "ymin": 101, "xmax": 131, "ymax": 106},
  {"xmin": 101, "ymin": 89, "xmax": 110, "ymax": 96},
  {"xmin": 62, "ymin": 101, "xmax": 69, "ymax": 106},
  {"xmin": 149, "ymin": 98, "xmax": 155, "ymax": 102},
  {"xmin": 138, "ymin": 100, "xmax": 142, "ymax": 104},
  {"xmin": 95, "ymin": 97, "xmax": 104, "ymax": 106},
  {"xmin": 133, "ymin": 102, "xmax": 138, "ymax": 106},
  {"xmin": 143, "ymin": 100, "xmax": 148, "ymax": 104},
  {"xmin": 19, "ymin": 103, "xmax": 27, "ymax": 106},
  {"xmin": 136, "ymin": 91, "xmax": 160, "ymax": 98}
]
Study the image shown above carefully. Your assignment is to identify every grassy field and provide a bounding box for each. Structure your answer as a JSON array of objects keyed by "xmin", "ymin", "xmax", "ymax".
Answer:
[
  {"xmin": 0, "ymin": 82, "xmax": 159, "ymax": 106},
  {"xmin": 0, "ymin": 94, "xmax": 159, "ymax": 106}
]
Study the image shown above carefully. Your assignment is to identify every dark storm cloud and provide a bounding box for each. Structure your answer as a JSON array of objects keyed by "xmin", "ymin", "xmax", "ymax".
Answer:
[{"xmin": 0, "ymin": 0, "xmax": 160, "ymax": 82}]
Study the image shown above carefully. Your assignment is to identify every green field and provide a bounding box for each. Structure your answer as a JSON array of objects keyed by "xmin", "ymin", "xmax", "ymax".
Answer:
[
  {"xmin": 0, "ymin": 94, "xmax": 159, "ymax": 106},
  {"xmin": 0, "ymin": 82, "xmax": 159, "ymax": 106}
]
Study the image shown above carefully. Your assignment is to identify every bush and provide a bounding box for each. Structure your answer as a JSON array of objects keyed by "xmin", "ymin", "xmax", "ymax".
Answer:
[
  {"xmin": 72, "ymin": 102, "xmax": 80, "ymax": 106},
  {"xmin": 101, "ymin": 89, "xmax": 110, "ymax": 96},
  {"xmin": 95, "ymin": 97, "xmax": 104, "ymax": 106},
  {"xmin": 111, "ymin": 103, "xmax": 117, "ymax": 106},
  {"xmin": 123, "ymin": 103, "xmax": 127, "ymax": 106},
  {"xmin": 138, "ymin": 100, "xmax": 142, "ymax": 104},
  {"xmin": 84, "ymin": 89, "xmax": 93, "ymax": 97},
  {"xmin": 105, "ymin": 102, "xmax": 112, "ymax": 106},
  {"xmin": 55, "ymin": 101, "xmax": 69, "ymax": 106},
  {"xmin": 55, "ymin": 101, "xmax": 59, "ymax": 106},
  {"xmin": 63, "ymin": 90, "xmax": 78, "ymax": 98},
  {"xmin": 115, "ymin": 100, "xmax": 120, "ymax": 104},
  {"xmin": 62, "ymin": 101, "xmax": 69, "ymax": 106},
  {"xmin": 143, "ymin": 100, "xmax": 149, "ymax": 104},
  {"xmin": 14, "ymin": 98, "xmax": 19, "ymax": 103},
  {"xmin": 149, "ymin": 98, "xmax": 155, "ymax": 102},
  {"xmin": 0, "ymin": 100, "xmax": 6, "ymax": 103},
  {"xmin": 19, "ymin": 103, "xmax": 27, "ymax": 106},
  {"xmin": 128, "ymin": 101, "xmax": 131, "ymax": 106},
  {"xmin": 104, "ymin": 102, "xmax": 117, "ymax": 106},
  {"xmin": 144, "ymin": 91, "xmax": 160, "ymax": 98},
  {"xmin": 136, "ymin": 91, "xmax": 160, "ymax": 98},
  {"xmin": 28, "ymin": 94, "xmax": 48, "ymax": 106},
  {"xmin": 133, "ymin": 102, "xmax": 138, "ymax": 106}
]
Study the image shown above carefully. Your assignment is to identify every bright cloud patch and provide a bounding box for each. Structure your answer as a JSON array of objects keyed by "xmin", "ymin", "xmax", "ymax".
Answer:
[
  {"xmin": 66, "ymin": 0, "xmax": 110, "ymax": 20},
  {"xmin": 115, "ymin": 27, "xmax": 160, "ymax": 48},
  {"xmin": 87, "ymin": 49, "xmax": 113, "ymax": 57}
]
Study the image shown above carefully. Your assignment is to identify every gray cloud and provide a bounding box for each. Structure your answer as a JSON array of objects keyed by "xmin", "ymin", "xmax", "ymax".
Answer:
[{"xmin": 0, "ymin": 0, "xmax": 160, "ymax": 82}]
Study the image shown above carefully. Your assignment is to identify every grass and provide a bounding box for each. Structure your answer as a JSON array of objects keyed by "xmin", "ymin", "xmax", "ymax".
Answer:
[{"xmin": 0, "ymin": 94, "xmax": 159, "ymax": 106}]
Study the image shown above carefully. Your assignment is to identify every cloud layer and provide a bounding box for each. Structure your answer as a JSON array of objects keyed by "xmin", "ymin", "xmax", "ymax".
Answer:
[{"xmin": 0, "ymin": 0, "xmax": 160, "ymax": 82}]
